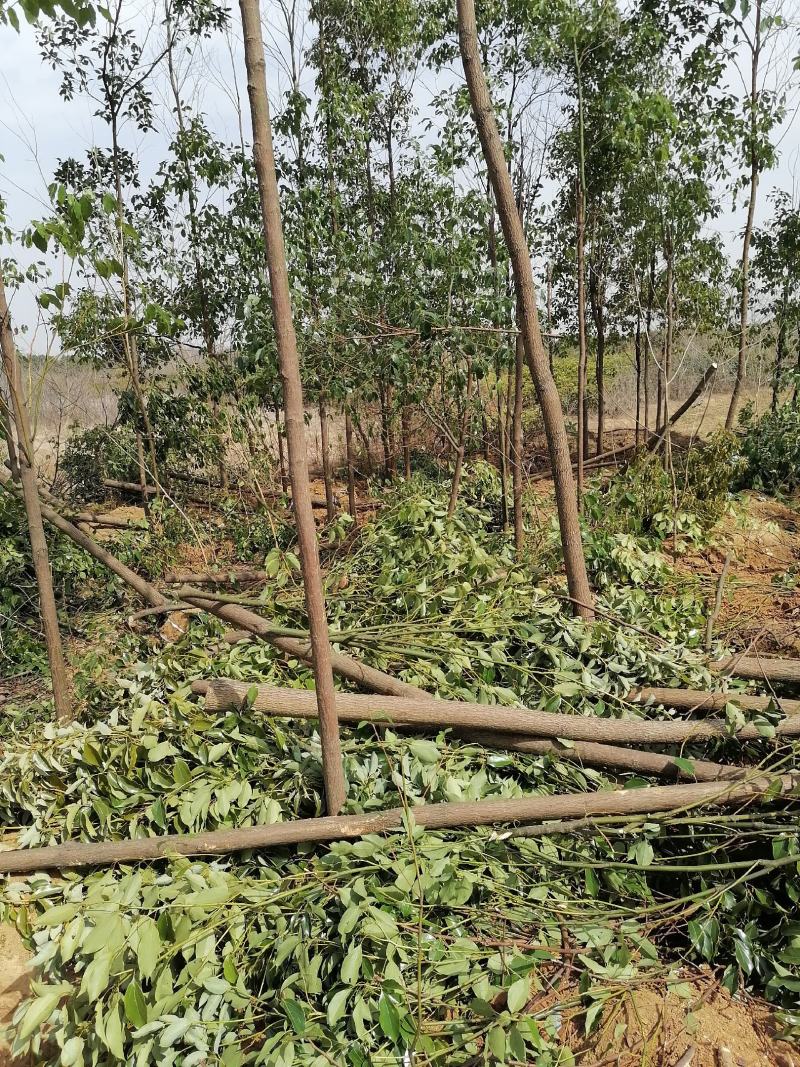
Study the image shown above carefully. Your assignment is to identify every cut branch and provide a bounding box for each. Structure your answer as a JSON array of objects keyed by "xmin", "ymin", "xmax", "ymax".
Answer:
[
  {"xmin": 0, "ymin": 771, "xmax": 795, "ymax": 874},
  {"xmin": 194, "ymin": 680, "xmax": 800, "ymax": 743}
]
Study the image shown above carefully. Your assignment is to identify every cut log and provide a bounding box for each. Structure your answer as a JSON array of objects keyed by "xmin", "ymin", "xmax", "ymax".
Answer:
[
  {"xmin": 164, "ymin": 568, "xmax": 267, "ymax": 586},
  {"xmin": 459, "ymin": 733, "xmax": 745, "ymax": 782},
  {"xmin": 73, "ymin": 512, "xmax": 145, "ymax": 529},
  {"xmin": 631, "ymin": 687, "xmax": 800, "ymax": 717},
  {"xmin": 103, "ymin": 478, "xmax": 159, "ymax": 496},
  {"xmin": 0, "ymin": 771, "xmax": 796, "ymax": 874},
  {"xmin": 194, "ymin": 680, "xmax": 800, "ymax": 743},
  {"xmin": 714, "ymin": 655, "xmax": 800, "ymax": 685}
]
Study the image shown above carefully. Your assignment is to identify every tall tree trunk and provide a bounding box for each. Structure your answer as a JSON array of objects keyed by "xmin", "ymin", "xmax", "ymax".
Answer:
[
  {"xmin": 447, "ymin": 364, "xmax": 474, "ymax": 518},
  {"xmin": 0, "ymin": 271, "xmax": 72, "ymax": 721},
  {"xmin": 110, "ymin": 117, "xmax": 160, "ymax": 499},
  {"xmin": 401, "ymin": 407, "xmax": 412, "ymax": 480},
  {"xmin": 273, "ymin": 403, "xmax": 289, "ymax": 494},
  {"xmin": 772, "ymin": 280, "xmax": 789, "ymax": 412},
  {"xmin": 644, "ymin": 251, "xmax": 655, "ymax": 435},
  {"xmin": 662, "ymin": 239, "xmax": 675, "ymax": 461},
  {"xmin": 344, "ymin": 408, "xmax": 357, "ymax": 517},
  {"xmin": 512, "ymin": 330, "xmax": 524, "ymax": 555},
  {"xmin": 239, "ymin": 0, "xmax": 345, "ymax": 813},
  {"xmin": 458, "ymin": 0, "xmax": 593, "ymax": 620},
  {"xmin": 726, "ymin": 0, "xmax": 763, "ymax": 431},
  {"xmin": 165, "ymin": 4, "xmax": 228, "ymax": 489},
  {"xmin": 318, "ymin": 396, "xmax": 335, "ymax": 522},
  {"xmin": 496, "ymin": 368, "xmax": 509, "ymax": 530},
  {"xmin": 546, "ymin": 261, "xmax": 553, "ymax": 374},
  {"xmin": 575, "ymin": 178, "xmax": 589, "ymax": 511},
  {"xmin": 588, "ymin": 248, "xmax": 606, "ymax": 457},
  {"xmin": 378, "ymin": 381, "xmax": 392, "ymax": 479},
  {"xmin": 634, "ymin": 302, "xmax": 643, "ymax": 447}
]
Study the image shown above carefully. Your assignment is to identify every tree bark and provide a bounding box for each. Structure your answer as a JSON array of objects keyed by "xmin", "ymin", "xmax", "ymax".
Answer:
[
  {"xmin": 458, "ymin": 0, "xmax": 593, "ymax": 619},
  {"xmin": 196, "ymin": 679, "xmax": 800, "ymax": 743},
  {"xmin": 344, "ymin": 409, "xmax": 357, "ymax": 517},
  {"xmin": 0, "ymin": 273, "xmax": 72, "ymax": 721},
  {"xmin": 772, "ymin": 280, "xmax": 789, "ymax": 411},
  {"xmin": 239, "ymin": 0, "xmax": 345, "ymax": 814},
  {"xmin": 726, "ymin": 0, "xmax": 763, "ymax": 431},
  {"xmin": 576, "ymin": 179, "xmax": 589, "ymax": 507},
  {"xmin": 3, "ymin": 771, "xmax": 794, "ymax": 874},
  {"xmin": 318, "ymin": 396, "xmax": 336, "ymax": 522},
  {"xmin": 511, "ymin": 330, "xmax": 524, "ymax": 554}
]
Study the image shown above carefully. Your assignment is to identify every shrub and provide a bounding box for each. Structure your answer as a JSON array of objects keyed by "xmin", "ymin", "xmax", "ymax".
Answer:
[
  {"xmin": 61, "ymin": 425, "xmax": 139, "ymax": 501},
  {"xmin": 738, "ymin": 397, "xmax": 800, "ymax": 495}
]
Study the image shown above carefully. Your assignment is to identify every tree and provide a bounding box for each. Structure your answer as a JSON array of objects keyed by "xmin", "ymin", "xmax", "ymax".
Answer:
[
  {"xmin": 238, "ymin": 0, "xmax": 346, "ymax": 814},
  {"xmin": 457, "ymin": 0, "xmax": 594, "ymax": 620},
  {"xmin": 0, "ymin": 267, "xmax": 72, "ymax": 721}
]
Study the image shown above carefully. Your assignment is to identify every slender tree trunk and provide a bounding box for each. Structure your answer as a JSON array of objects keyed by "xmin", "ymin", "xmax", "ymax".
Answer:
[
  {"xmin": 378, "ymin": 381, "xmax": 391, "ymax": 479},
  {"xmin": 344, "ymin": 408, "xmax": 357, "ymax": 518},
  {"xmin": 165, "ymin": 5, "xmax": 228, "ymax": 489},
  {"xmin": 726, "ymin": 0, "xmax": 763, "ymax": 431},
  {"xmin": 576, "ymin": 179, "xmax": 589, "ymax": 510},
  {"xmin": 318, "ymin": 396, "xmax": 335, "ymax": 522},
  {"xmin": 273, "ymin": 403, "xmax": 289, "ymax": 494},
  {"xmin": 239, "ymin": 0, "xmax": 345, "ymax": 813},
  {"xmin": 401, "ymin": 407, "xmax": 412, "ymax": 479},
  {"xmin": 0, "ymin": 271, "xmax": 72, "ymax": 721},
  {"xmin": 512, "ymin": 330, "xmax": 524, "ymax": 555},
  {"xmin": 459, "ymin": 0, "xmax": 593, "ymax": 619},
  {"xmin": 772, "ymin": 280, "xmax": 789, "ymax": 412},
  {"xmin": 447, "ymin": 365, "xmax": 473, "ymax": 519},
  {"xmin": 662, "ymin": 240, "xmax": 675, "ymax": 463},
  {"xmin": 546, "ymin": 262, "xmax": 553, "ymax": 374},
  {"xmin": 496, "ymin": 369, "xmax": 509, "ymax": 530},
  {"xmin": 645, "ymin": 249, "xmax": 655, "ymax": 434},
  {"xmin": 110, "ymin": 118, "xmax": 159, "ymax": 499},
  {"xmin": 634, "ymin": 302, "xmax": 643, "ymax": 447}
]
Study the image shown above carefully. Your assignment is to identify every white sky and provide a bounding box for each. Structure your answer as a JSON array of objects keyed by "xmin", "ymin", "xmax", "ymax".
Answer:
[{"xmin": 2, "ymin": 5, "xmax": 800, "ymax": 342}]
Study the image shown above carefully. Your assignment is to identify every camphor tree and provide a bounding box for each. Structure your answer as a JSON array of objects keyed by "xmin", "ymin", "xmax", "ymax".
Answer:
[
  {"xmin": 752, "ymin": 190, "xmax": 800, "ymax": 410},
  {"xmin": 238, "ymin": 0, "xmax": 346, "ymax": 814},
  {"xmin": 0, "ymin": 202, "xmax": 72, "ymax": 721},
  {"xmin": 38, "ymin": 0, "xmax": 170, "ymax": 495},
  {"xmin": 457, "ymin": 0, "xmax": 594, "ymax": 619}
]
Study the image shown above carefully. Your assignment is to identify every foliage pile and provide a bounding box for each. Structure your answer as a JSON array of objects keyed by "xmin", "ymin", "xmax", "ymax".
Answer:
[
  {"xmin": 1, "ymin": 469, "xmax": 799, "ymax": 1064},
  {"xmin": 738, "ymin": 394, "xmax": 800, "ymax": 496}
]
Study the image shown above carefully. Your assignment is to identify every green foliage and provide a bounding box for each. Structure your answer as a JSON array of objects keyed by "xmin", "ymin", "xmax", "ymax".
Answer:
[
  {"xmin": 61, "ymin": 425, "xmax": 140, "ymax": 501},
  {"xmin": 584, "ymin": 434, "xmax": 740, "ymax": 544},
  {"xmin": 738, "ymin": 396, "xmax": 800, "ymax": 495}
]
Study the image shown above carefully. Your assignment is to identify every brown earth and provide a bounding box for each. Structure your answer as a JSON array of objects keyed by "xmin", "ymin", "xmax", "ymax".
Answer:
[
  {"xmin": 0, "ymin": 925, "xmax": 30, "ymax": 1067},
  {"xmin": 558, "ymin": 971, "xmax": 795, "ymax": 1067}
]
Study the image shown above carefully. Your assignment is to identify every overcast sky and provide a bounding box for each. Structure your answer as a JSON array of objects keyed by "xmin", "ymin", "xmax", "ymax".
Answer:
[{"xmin": 2, "ymin": 4, "xmax": 800, "ymax": 344}]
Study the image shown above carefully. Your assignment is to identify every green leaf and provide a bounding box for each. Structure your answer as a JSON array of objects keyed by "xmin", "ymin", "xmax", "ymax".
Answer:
[
  {"xmin": 671, "ymin": 756, "xmax": 695, "ymax": 775},
  {"xmin": 379, "ymin": 993, "xmax": 400, "ymax": 1042},
  {"xmin": 633, "ymin": 840, "xmax": 654, "ymax": 867},
  {"xmin": 487, "ymin": 1024, "xmax": 506, "ymax": 1060},
  {"xmin": 506, "ymin": 975, "xmax": 529, "ymax": 1014},
  {"xmin": 61, "ymin": 1036, "xmax": 84, "ymax": 1066},
  {"xmin": 17, "ymin": 988, "xmax": 63, "ymax": 1041},
  {"xmin": 341, "ymin": 943, "xmax": 363, "ymax": 985},
  {"xmin": 135, "ymin": 918, "xmax": 161, "ymax": 980},
  {"xmin": 103, "ymin": 999, "xmax": 125, "ymax": 1059},
  {"xmin": 327, "ymin": 987, "xmax": 349, "ymax": 1026},
  {"xmin": 284, "ymin": 999, "xmax": 306, "ymax": 1036},
  {"xmin": 124, "ymin": 981, "xmax": 148, "ymax": 1027},
  {"xmin": 80, "ymin": 951, "xmax": 112, "ymax": 1000}
]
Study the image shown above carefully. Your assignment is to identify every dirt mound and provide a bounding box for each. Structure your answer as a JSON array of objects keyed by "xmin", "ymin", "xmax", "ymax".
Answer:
[
  {"xmin": 0, "ymin": 924, "xmax": 30, "ymax": 1066},
  {"xmin": 566, "ymin": 973, "xmax": 794, "ymax": 1066},
  {"xmin": 680, "ymin": 494, "xmax": 800, "ymax": 655}
]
